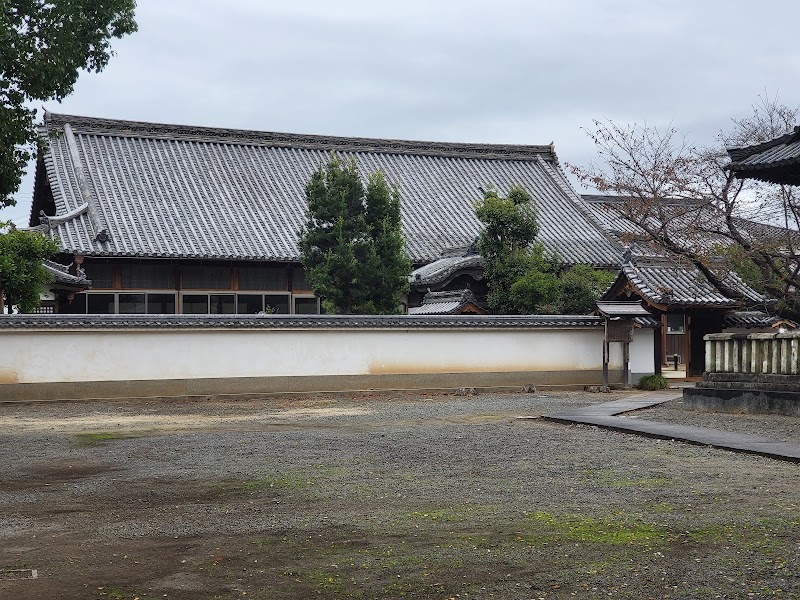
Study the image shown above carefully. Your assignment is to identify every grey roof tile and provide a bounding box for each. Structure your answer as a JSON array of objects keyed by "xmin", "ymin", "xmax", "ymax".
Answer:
[
  {"xmin": 620, "ymin": 257, "xmax": 766, "ymax": 307},
  {"xmin": 36, "ymin": 113, "xmax": 622, "ymax": 266},
  {"xmin": 579, "ymin": 193, "xmax": 798, "ymax": 270},
  {"xmin": 0, "ymin": 314, "xmax": 604, "ymax": 329},
  {"xmin": 727, "ymin": 127, "xmax": 800, "ymax": 184},
  {"xmin": 410, "ymin": 255, "xmax": 484, "ymax": 286},
  {"xmin": 723, "ymin": 310, "xmax": 798, "ymax": 329},
  {"xmin": 407, "ymin": 289, "xmax": 483, "ymax": 315},
  {"xmin": 42, "ymin": 260, "xmax": 91, "ymax": 288}
]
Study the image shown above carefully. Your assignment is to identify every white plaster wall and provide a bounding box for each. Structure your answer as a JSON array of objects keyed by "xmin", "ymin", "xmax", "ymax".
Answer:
[
  {"xmin": 630, "ymin": 328, "xmax": 656, "ymax": 375},
  {"xmin": 1, "ymin": 327, "xmax": 632, "ymax": 384}
]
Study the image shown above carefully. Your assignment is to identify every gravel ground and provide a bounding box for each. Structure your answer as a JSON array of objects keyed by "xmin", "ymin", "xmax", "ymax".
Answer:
[{"xmin": 1, "ymin": 391, "xmax": 799, "ymax": 600}]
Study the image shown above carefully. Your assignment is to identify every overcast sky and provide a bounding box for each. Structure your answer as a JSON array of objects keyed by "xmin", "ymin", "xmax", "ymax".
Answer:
[{"xmin": 4, "ymin": 0, "xmax": 800, "ymax": 226}]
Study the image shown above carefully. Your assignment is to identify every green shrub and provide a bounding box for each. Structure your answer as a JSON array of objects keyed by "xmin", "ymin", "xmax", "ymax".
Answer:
[{"xmin": 637, "ymin": 374, "xmax": 669, "ymax": 390}]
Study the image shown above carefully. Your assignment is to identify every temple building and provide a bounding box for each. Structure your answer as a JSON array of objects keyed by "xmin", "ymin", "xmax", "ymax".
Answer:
[
  {"xmin": 28, "ymin": 111, "xmax": 619, "ymax": 315},
  {"xmin": 21, "ymin": 112, "xmax": 795, "ymax": 377}
]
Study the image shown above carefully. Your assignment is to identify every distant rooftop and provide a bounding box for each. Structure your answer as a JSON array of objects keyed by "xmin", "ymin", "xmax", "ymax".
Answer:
[{"xmin": 727, "ymin": 126, "xmax": 800, "ymax": 185}]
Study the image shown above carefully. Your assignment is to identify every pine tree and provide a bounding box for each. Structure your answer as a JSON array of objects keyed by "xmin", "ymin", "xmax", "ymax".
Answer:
[{"xmin": 299, "ymin": 156, "xmax": 410, "ymax": 314}]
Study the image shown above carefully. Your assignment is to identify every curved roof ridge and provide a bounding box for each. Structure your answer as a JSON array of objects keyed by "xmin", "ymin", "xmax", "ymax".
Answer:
[
  {"xmin": 44, "ymin": 111, "xmax": 557, "ymax": 162},
  {"xmin": 63, "ymin": 123, "xmax": 110, "ymax": 243},
  {"xmin": 38, "ymin": 201, "xmax": 89, "ymax": 230},
  {"xmin": 727, "ymin": 126, "xmax": 800, "ymax": 161}
]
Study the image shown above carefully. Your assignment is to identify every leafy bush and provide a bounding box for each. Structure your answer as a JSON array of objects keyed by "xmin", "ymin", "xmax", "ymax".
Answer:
[{"xmin": 637, "ymin": 374, "xmax": 669, "ymax": 390}]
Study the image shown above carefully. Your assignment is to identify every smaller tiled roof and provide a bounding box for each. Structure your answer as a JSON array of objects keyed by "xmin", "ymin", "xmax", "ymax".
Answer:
[
  {"xmin": 42, "ymin": 260, "xmax": 91, "ymax": 290},
  {"xmin": 617, "ymin": 256, "xmax": 765, "ymax": 308},
  {"xmin": 595, "ymin": 301, "xmax": 652, "ymax": 318},
  {"xmin": 408, "ymin": 289, "xmax": 484, "ymax": 315},
  {"xmin": 727, "ymin": 127, "xmax": 800, "ymax": 185},
  {"xmin": 410, "ymin": 255, "xmax": 484, "ymax": 287},
  {"xmin": 723, "ymin": 311, "xmax": 798, "ymax": 330}
]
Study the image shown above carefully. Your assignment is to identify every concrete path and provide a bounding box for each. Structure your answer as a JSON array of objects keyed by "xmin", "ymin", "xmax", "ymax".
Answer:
[{"xmin": 534, "ymin": 390, "xmax": 800, "ymax": 463}]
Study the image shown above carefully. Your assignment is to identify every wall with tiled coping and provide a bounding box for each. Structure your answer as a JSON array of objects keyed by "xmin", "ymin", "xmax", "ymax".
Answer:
[{"xmin": 0, "ymin": 315, "xmax": 655, "ymax": 401}]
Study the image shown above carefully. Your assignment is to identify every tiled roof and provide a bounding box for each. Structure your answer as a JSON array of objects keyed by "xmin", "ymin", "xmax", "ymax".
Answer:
[
  {"xmin": 42, "ymin": 260, "xmax": 91, "ymax": 289},
  {"xmin": 578, "ymin": 195, "xmax": 797, "ymax": 257},
  {"xmin": 595, "ymin": 301, "xmax": 652, "ymax": 317},
  {"xmin": 408, "ymin": 289, "xmax": 483, "ymax": 315},
  {"xmin": 0, "ymin": 314, "xmax": 605, "ymax": 329},
  {"xmin": 410, "ymin": 254, "xmax": 484, "ymax": 286},
  {"xmin": 727, "ymin": 127, "xmax": 800, "ymax": 185},
  {"xmin": 723, "ymin": 310, "xmax": 798, "ymax": 330},
  {"xmin": 34, "ymin": 112, "xmax": 622, "ymax": 266},
  {"xmin": 619, "ymin": 257, "xmax": 766, "ymax": 308}
]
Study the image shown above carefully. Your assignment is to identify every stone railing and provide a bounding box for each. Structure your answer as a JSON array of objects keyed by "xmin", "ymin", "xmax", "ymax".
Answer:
[{"xmin": 705, "ymin": 332, "xmax": 800, "ymax": 376}]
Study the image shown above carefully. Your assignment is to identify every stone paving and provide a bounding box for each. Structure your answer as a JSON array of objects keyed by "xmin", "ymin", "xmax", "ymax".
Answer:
[{"xmin": 535, "ymin": 389, "xmax": 800, "ymax": 463}]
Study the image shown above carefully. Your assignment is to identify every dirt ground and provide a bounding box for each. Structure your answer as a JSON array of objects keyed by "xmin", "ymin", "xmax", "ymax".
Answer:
[{"xmin": 1, "ymin": 391, "xmax": 799, "ymax": 599}]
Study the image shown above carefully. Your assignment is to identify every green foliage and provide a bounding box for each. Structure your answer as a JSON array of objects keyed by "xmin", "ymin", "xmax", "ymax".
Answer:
[
  {"xmin": 637, "ymin": 374, "xmax": 669, "ymax": 390},
  {"xmin": 559, "ymin": 264, "xmax": 617, "ymax": 314},
  {"xmin": 0, "ymin": 0, "xmax": 138, "ymax": 205},
  {"xmin": 475, "ymin": 185, "xmax": 558, "ymax": 314},
  {"xmin": 475, "ymin": 187, "xmax": 614, "ymax": 314},
  {"xmin": 362, "ymin": 171, "xmax": 413, "ymax": 314},
  {"xmin": 509, "ymin": 250, "xmax": 562, "ymax": 313},
  {"xmin": 299, "ymin": 156, "xmax": 411, "ymax": 314},
  {"xmin": 0, "ymin": 221, "xmax": 59, "ymax": 313}
]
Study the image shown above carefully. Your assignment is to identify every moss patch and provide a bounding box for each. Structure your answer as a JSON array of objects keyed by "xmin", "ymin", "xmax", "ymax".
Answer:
[{"xmin": 523, "ymin": 511, "xmax": 665, "ymax": 546}]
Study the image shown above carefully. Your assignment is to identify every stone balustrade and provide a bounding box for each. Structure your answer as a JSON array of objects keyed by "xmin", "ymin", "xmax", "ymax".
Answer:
[{"xmin": 705, "ymin": 332, "xmax": 800, "ymax": 376}]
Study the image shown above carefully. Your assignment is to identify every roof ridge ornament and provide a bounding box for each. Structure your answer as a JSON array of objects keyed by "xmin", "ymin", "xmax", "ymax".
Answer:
[
  {"xmin": 622, "ymin": 247, "xmax": 635, "ymax": 266},
  {"xmin": 38, "ymin": 203, "xmax": 89, "ymax": 232},
  {"xmin": 63, "ymin": 123, "xmax": 110, "ymax": 243}
]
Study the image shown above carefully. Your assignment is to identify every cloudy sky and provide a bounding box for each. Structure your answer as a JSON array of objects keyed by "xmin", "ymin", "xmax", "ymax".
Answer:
[{"xmin": 4, "ymin": 0, "xmax": 800, "ymax": 226}]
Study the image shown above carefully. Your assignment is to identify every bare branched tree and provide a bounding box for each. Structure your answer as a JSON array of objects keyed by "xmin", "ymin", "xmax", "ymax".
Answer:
[{"xmin": 570, "ymin": 93, "xmax": 800, "ymax": 318}]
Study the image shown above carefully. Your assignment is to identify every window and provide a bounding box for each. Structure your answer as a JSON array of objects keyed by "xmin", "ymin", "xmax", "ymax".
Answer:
[
  {"xmin": 210, "ymin": 294, "xmax": 235, "ymax": 314},
  {"xmin": 118, "ymin": 294, "xmax": 146, "ymax": 314},
  {"xmin": 85, "ymin": 262, "xmax": 114, "ymax": 288},
  {"xmin": 147, "ymin": 293, "xmax": 176, "ymax": 314},
  {"xmin": 79, "ymin": 292, "xmax": 176, "ymax": 314},
  {"xmin": 182, "ymin": 294, "xmax": 209, "ymax": 314},
  {"xmin": 265, "ymin": 294, "xmax": 290, "ymax": 314},
  {"xmin": 239, "ymin": 267, "xmax": 288, "ymax": 291},
  {"xmin": 87, "ymin": 294, "xmax": 115, "ymax": 314},
  {"xmin": 237, "ymin": 294, "xmax": 263, "ymax": 314},
  {"xmin": 294, "ymin": 297, "xmax": 319, "ymax": 314},
  {"xmin": 292, "ymin": 267, "xmax": 310, "ymax": 291},
  {"xmin": 120, "ymin": 263, "xmax": 174, "ymax": 289},
  {"xmin": 666, "ymin": 314, "xmax": 685, "ymax": 334},
  {"xmin": 182, "ymin": 266, "xmax": 232, "ymax": 289}
]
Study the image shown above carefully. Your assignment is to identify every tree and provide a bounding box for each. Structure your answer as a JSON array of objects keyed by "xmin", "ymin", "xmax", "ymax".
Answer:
[
  {"xmin": 362, "ymin": 171, "xmax": 412, "ymax": 313},
  {"xmin": 1, "ymin": 0, "xmax": 137, "ymax": 205},
  {"xmin": 570, "ymin": 93, "xmax": 800, "ymax": 319},
  {"xmin": 475, "ymin": 186, "xmax": 619, "ymax": 314},
  {"xmin": 0, "ymin": 221, "xmax": 59, "ymax": 313},
  {"xmin": 557, "ymin": 264, "xmax": 617, "ymax": 314},
  {"xmin": 475, "ymin": 185, "xmax": 560, "ymax": 314},
  {"xmin": 299, "ymin": 156, "xmax": 410, "ymax": 314}
]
